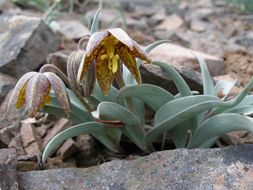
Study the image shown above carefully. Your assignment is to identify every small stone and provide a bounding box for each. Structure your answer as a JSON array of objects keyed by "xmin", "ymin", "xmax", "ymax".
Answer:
[
  {"xmin": 190, "ymin": 20, "xmax": 206, "ymax": 32},
  {"xmin": 20, "ymin": 123, "xmax": 38, "ymax": 147},
  {"xmin": 43, "ymin": 118, "xmax": 71, "ymax": 148},
  {"xmin": 56, "ymin": 138, "xmax": 78, "ymax": 160},
  {"xmin": 17, "ymin": 161, "xmax": 39, "ymax": 172},
  {"xmin": 8, "ymin": 135, "xmax": 26, "ymax": 156},
  {"xmin": 20, "ymin": 123, "xmax": 42, "ymax": 156},
  {"xmin": 0, "ymin": 149, "xmax": 19, "ymax": 190},
  {"xmin": 156, "ymin": 14, "xmax": 184, "ymax": 31},
  {"xmin": 57, "ymin": 20, "xmax": 89, "ymax": 40},
  {"xmin": 0, "ymin": 73, "xmax": 17, "ymax": 103},
  {"xmin": 0, "ymin": 127, "xmax": 13, "ymax": 147}
]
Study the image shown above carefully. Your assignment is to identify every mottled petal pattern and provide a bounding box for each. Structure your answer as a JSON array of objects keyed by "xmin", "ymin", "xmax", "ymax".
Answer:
[
  {"xmin": 86, "ymin": 31, "xmax": 108, "ymax": 56},
  {"xmin": 132, "ymin": 40, "xmax": 152, "ymax": 63},
  {"xmin": 117, "ymin": 47, "xmax": 142, "ymax": 84},
  {"xmin": 96, "ymin": 56, "xmax": 114, "ymax": 95},
  {"xmin": 25, "ymin": 73, "xmax": 51, "ymax": 117},
  {"xmin": 81, "ymin": 61, "xmax": 96, "ymax": 97},
  {"xmin": 44, "ymin": 72, "xmax": 70, "ymax": 115},
  {"xmin": 8, "ymin": 72, "xmax": 37, "ymax": 111},
  {"xmin": 77, "ymin": 53, "xmax": 92, "ymax": 84},
  {"xmin": 108, "ymin": 28, "xmax": 134, "ymax": 50}
]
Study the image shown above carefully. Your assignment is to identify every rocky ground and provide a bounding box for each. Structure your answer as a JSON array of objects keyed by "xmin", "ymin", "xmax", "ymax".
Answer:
[{"xmin": 0, "ymin": 0, "xmax": 253, "ymax": 189}]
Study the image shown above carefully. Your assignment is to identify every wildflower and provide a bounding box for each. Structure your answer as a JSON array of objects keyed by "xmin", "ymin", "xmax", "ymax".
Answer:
[
  {"xmin": 77, "ymin": 28, "xmax": 151, "ymax": 95},
  {"xmin": 8, "ymin": 72, "xmax": 70, "ymax": 117}
]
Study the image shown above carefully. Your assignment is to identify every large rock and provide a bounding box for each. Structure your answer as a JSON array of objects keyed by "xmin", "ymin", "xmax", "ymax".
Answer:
[
  {"xmin": 0, "ymin": 73, "xmax": 17, "ymax": 103},
  {"xmin": 0, "ymin": 13, "xmax": 60, "ymax": 78},
  {"xmin": 149, "ymin": 43, "xmax": 224, "ymax": 76},
  {"xmin": 0, "ymin": 149, "xmax": 19, "ymax": 190},
  {"xmin": 19, "ymin": 145, "xmax": 253, "ymax": 189}
]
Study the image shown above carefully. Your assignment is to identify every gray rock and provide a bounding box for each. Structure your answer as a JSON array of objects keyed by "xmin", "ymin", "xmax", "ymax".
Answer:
[
  {"xmin": 0, "ymin": 73, "xmax": 17, "ymax": 103},
  {"xmin": 233, "ymin": 32, "xmax": 253, "ymax": 52},
  {"xmin": 19, "ymin": 145, "xmax": 253, "ymax": 190},
  {"xmin": 0, "ymin": 149, "xmax": 19, "ymax": 190},
  {"xmin": 0, "ymin": 14, "xmax": 60, "ymax": 78},
  {"xmin": 140, "ymin": 64, "xmax": 203, "ymax": 94}
]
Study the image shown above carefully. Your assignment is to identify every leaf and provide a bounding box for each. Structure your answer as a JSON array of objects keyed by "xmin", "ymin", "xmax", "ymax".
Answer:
[
  {"xmin": 98, "ymin": 102, "xmax": 148, "ymax": 151},
  {"xmin": 145, "ymin": 95, "xmax": 225, "ymax": 145},
  {"xmin": 118, "ymin": 84, "xmax": 175, "ymax": 111},
  {"xmin": 42, "ymin": 122, "xmax": 121, "ymax": 163},
  {"xmin": 188, "ymin": 114, "xmax": 253, "ymax": 148},
  {"xmin": 193, "ymin": 53, "xmax": 215, "ymax": 96},
  {"xmin": 224, "ymin": 95, "xmax": 253, "ymax": 115},
  {"xmin": 92, "ymin": 82, "xmax": 124, "ymax": 105},
  {"xmin": 90, "ymin": 7, "xmax": 102, "ymax": 35},
  {"xmin": 152, "ymin": 61, "xmax": 192, "ymax": 96}
]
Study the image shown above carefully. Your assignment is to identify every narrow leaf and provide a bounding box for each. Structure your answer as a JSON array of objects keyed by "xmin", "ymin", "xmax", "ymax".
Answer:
[
  {"xmin": 193, "ymin": 53, "xmax": 215, "ymax": 96},
  {"xmin": 90, "ymin": 7, "xmax": 102, "ymax": 35},
  {"xmin": 42, "ymin": 122, "xmax": 121, "ymax": 162},
  {"xmin": 145, "ymin": 95, "xmax": 225, "ymax": 145},
  {"xmin": 153, "ymin": 61, "xmax": 192, "ymax": 96},
  {"xmin": 188, "ymin": 114, "xmax": 253, "ymax": 148}
]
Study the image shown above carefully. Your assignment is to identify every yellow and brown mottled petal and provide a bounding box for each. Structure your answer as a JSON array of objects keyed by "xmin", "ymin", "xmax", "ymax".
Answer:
[
  {"xmin": 131, "ymin": 40, "xmax": 152, "ymax": 63},
  {"xmin": 86, "ymin": 31, "xmax": 108, "ymax": 56},
  {"xmin": 44, "ymin": 72, "xmax": 70, "ymax": 115},
  {"xmin": 117, "ymin": 47, "xmax": 142, "ymax": 84},
  {"xmin": 25, "ymin": 73, "xmax": 51, "ymax": 117},
  {"xmin": 77, "ymin": 53, "xmax": 94, "ymax": 84},
  {"xmin": 67, "ymin": 51, "xmax": 85, "ymax": 96},
  {"xmin": 96, "ymin": 55, "xmax": 114, "ymax": 95},
  {"xmin": 107, "ymin": 28, "xmax": 134, "ymax": 50},
  {"xmin": 81, "ymin": 61, "xmax": 96, "ymax": 97},
  {"xmin": 7, "ymin": 72, "xmax": 37, "ymax": 111}
]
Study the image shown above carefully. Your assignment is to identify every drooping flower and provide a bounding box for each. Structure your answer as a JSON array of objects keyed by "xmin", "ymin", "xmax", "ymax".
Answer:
[
  {"xmin": 77, "ymin": 28, "xmax": 151, "ymax": 95},
  {"xmin": 8, "ymin": 72, "xmax": 70, "ymax": 117}
]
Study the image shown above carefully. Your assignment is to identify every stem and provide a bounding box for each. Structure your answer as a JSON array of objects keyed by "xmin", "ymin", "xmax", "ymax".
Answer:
[{"xmin": 39, "ymin": 64, "xmax": 71, "ymax": 88}]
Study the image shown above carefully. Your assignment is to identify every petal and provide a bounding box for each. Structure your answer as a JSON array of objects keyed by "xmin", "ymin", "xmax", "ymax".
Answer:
[
  {"xmin": 67, "ymin": 51, "xmax": 85, "ymax": 96},
  {"xmin": 86, "ymin": 31, "xmax": 109, "ymax": 56},
  {"xmin": 25, "ymin": 73, "xmax": 51, "ymax": 117},
  {"xmin": 77, "ymin": 53, "xmax": 93, "ymax": 84},
  {"xmin": 131, "ymin": 40, "xmax": 152, "ymax": 63},
  {"xmin": 44, "ymin": 72, "xmax": 71, "ymax": 115},
  {"xmin": 96, "ymin": 55, "xmax": 114, "ymax": 95},
  {"xmin": 117, "ymin": 47, "xmax": 142, "ymax": 84},
  {"xmin": 81, "ymin": 61, "xmax": 96, "ymax": 97},
  {"xmin": 8, "ymin": 72, "xmax": 37, "ymax": 111},
  {"xmin": 108, "ymin": 28, "xmax": 134, "ymax": 50}
]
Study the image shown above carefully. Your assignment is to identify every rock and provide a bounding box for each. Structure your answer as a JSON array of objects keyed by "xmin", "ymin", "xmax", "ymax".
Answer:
[
  {"xmin": 0, "ymin": 149, "xmax": 19, "ymax": 190},
  {"xmin": 43, "ymin": 118, "xmax": 71, "ymax": 148},
  {"xmin": 155, "ymin": 14, "xmax": 184, "ymax": 31},
  {"xmin": 56, "ymin": 138, "xmax": 78, "ymax": 160},
  {"xmin": 47, "ymin": 51, "xmax": 70, "ymax": 76},
  {"xmin": 19, "ymin": 145, "xmax": 253, "ymax": 189},
  {"xmin": 17, "ymin": 161, "xmax": 39, "ymax": 172},
  {"xmin": 140, "ymin": 64, "xmax": 203, "ymax": 94},
  {"xmin": 8, "ymin": 135, "xmax": 26, "ymax": 156},
  {"xmin": 0, "ymin": 73, "xmax": 17, "ymax": 103},
  {"xmin": 0, "ymin": 127, "xmax": 13, "ymax": 148},
  {"xmin": 0, "ymin": 0, "xmax": 14, "ymax": 12},
  {"xmin": 149, "ymin": 43, "xmax": 224, "ymax": 76},
  {"xmin": 57, "ymin": 20, "xmax": 89, "ymax": 40},
  {"xmin": 0, "ymin": 13, "xmax": 60, "ymax": 78},
  {"xmin": 190, "ymin": 20, "xmax": 206, "ymax": 32},
  {"xmin": 20, "ymin": 123, "xmax": 42, "ymax": 156}
]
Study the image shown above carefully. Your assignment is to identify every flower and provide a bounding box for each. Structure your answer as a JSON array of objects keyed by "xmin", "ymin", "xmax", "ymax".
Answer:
[
  {"xmin": 8, "ymin": 72, "xmax": 70, "ymax": 117},
  {"xmin": 77, "ymin": 28, "xmax": 151, "ymax": 95}
]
